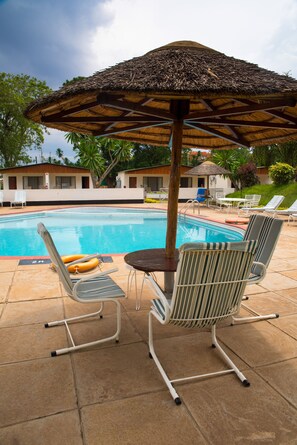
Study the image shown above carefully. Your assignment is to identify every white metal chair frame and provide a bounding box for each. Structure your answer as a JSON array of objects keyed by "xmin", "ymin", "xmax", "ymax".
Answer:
[
  {"xmin": 239, "ymin": 195, "xmax": 284, "ymax": 215},
  {"xmin": 37, "ymin": 222, "xmax": 126, "ymax": 356},
  {"xmin": 232, "ymin": 214, "xmax": 283, "ymax": 324},
  {"xmin": 215, "ymin": 192, "xmax": 232, "ymax": 212},
  {"xmin": 10, "ymin": 190, "xmax": 26, "ymax": 208},
  {"xmin": 146, "ymin": 240, "xmax": 259, "ymax": 405},
  {"xmin": 126, "ymin": 264, "xmax": 157, "ymax": 310}
]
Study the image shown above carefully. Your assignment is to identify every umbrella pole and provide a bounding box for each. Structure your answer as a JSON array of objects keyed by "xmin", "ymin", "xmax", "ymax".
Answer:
[
  {"xmin": 164, "ymin": 118, "xmax": 183, "ymax": 293},
  {"xmin": 165, "ymin": 118, "xmax": 183, "ymax": 258}
]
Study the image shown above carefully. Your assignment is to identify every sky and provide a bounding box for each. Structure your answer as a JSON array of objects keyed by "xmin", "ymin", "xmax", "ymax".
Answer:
[{"xmin": 1, "ymin": 0, "xmax": 297, "ymax": 161}]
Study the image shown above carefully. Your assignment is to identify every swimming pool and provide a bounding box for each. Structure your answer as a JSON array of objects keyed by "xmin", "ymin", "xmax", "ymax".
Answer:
[{"xmin": 0, "ymin": 207, "xmax": 243, "ymax": 256}]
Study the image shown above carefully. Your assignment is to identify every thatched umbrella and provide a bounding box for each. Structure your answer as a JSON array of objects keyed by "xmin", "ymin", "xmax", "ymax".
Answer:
[
  {"xmin": 186, "ymin": 161, "xmax": 231, "ymax": 193},
  {"xmin": 25, "ymin": 40, "xmax": 297, "ymax": 259}
]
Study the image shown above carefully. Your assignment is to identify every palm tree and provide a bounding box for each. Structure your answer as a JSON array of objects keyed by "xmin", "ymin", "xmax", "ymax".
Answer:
[
  {"xmin": 211, "ymin": 148, "xmax": 251, "ymax": 190},
  {"xmin": 65, "ymin": 133, "xmax": 104, "ymax": 187},
  {"xmin": 65, "ymin": 133, "xmax": 133, "ymax": 187},
  {"xmin": 97, "ymin": 138, "xmax": 133, "ymax": 186}
]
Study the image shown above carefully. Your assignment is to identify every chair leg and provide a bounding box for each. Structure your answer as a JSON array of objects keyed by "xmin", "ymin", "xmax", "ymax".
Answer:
[
  {"xmin": 211, "ymin": 325, "xmax": 250, "ymax": 387},
  {"xmin": 148, "ymin": 312, "xmax": 181, "ymax": 405},
  {"xmin": 231, "ymin": 302, "xmax": 279, "ymax": 325},
  {"xmin": 127, "ymin": 267, "xmax": 157, "ymax": 310},
  {"xmin": 148, "ymin": 315, "xmax": 250, "ymax": 404},
  {"xmin": 45, "ymin": 300, "xmax": 121, "ymax": 356}
]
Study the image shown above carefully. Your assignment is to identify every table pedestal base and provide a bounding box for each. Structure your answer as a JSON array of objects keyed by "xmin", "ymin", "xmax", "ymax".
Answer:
[{"xmin": 164, "ymin": 271, "xmax": 175, "ymax": 294}]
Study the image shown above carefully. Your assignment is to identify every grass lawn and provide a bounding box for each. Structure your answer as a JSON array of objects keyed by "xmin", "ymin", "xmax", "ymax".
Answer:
[{"xmin": 227, "ymin": 183, "xmax": 297, "ymax": 208}]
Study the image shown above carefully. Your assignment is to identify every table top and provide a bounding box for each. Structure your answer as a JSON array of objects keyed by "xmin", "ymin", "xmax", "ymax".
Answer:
[
  {"xmin": 124, "ymin": 248, "xmax": 179, "ymax": 273},
  {"xmin": 217, "ymin": 197, "xmax": 249, "ymax": 203}
]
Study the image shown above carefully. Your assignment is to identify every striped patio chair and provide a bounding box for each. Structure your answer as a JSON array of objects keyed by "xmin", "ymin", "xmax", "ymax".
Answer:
[
  {"xmin": 37, "ymin": 223, "xmax": 126, "ymax": 356},
  {"xmin": 146, "ymin": 240, "xmax": 258, "ymax": 405},
  {"xmin": 232, "ymin": 214, "xmax": 284, "ymax": 324}
]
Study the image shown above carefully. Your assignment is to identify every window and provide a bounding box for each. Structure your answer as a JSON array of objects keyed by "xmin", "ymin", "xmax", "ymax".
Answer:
[
  {"xmin": 180, "ymin": 177, "xmax": 192, "ymax": 188},
  {"xmin": 55, "ymin": 176, "xmax": 76, "ymax": 189},
  {"xmin": 143, "ymin": 176, "xmax": 163, "ymax": 192},
  {"xmin": 23, "ymin": 176, "xmax": 43, "ymax": 189}
]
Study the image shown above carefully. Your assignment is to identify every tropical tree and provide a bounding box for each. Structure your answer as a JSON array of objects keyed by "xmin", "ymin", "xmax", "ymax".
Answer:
[
  {"xmin": 129, "ymin": 143, "xmax": 171, "ymax": 168},
  {"xmin": 252, "ymin": 141, "xmax": 297, "ymax": 167},
  {"xmin": 0, "ymin": 72, "xmax": 52, "ymax": 167},
  {"xmin": 237, "ymin": 162, "xmax": 260, "ymax": 188},
  {"xmin": 65, "ymin": 133, "xmax": 132, "ymax": 186},
  {"xmin": 98, "ymin": 138, "xmax": 133, "ymax": 186},
  {"xmin": 65, "ymin": 133, "xmax": 105, "ymax": 186},
  {"xmin": 211, "ymin": 148, "xmax": 251, "ymax": 190}
]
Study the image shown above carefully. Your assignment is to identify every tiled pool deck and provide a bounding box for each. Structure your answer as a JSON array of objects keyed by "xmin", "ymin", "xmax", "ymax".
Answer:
[{"xmin": 1, "ymin": 203, "xmax": 297, "ymax": 444}]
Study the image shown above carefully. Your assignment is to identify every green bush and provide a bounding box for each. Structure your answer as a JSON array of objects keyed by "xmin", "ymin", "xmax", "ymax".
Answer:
[{"xmin": 268, "ymin": 163, "xmax": 295, "ymax": 185}]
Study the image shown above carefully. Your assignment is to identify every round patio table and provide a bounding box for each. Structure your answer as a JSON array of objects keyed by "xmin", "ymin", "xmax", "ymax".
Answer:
[{"xmin": 124, "ymin": 248, "xmax": 179, "ymax": 293}]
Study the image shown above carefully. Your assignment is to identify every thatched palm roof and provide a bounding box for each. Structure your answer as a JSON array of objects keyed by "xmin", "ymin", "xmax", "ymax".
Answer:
[
  {"xmin": 186, "ymin": 161, "xmax": 231, "ymax": 176},
  {"xmin": 25, "ymin": 40, "xmax": 297, "ymax": 150}
]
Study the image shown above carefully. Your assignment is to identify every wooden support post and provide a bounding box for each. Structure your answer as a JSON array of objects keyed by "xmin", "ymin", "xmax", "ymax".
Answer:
[{"xmin": 165, "ymin": 118, "xmax": 183, "ymax": 258}]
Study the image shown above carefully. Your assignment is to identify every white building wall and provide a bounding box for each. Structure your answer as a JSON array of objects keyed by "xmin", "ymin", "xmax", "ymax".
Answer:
[
  {"xmin": 2, "ymin": 172, "xmax": 93, "ymax": 190},
  {"xmin": 117, "ymin": 171, "xmax": 232, "ymax": 191},
  {"xmin": 2, "ymin": 188, "xmax": 144, "ymax": 203}
]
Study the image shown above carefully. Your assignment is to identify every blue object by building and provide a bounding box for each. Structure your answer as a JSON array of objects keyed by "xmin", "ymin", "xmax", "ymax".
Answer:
[{"xmin": 195, "ymin": 188, "xmax": 207, "ymax": 203}]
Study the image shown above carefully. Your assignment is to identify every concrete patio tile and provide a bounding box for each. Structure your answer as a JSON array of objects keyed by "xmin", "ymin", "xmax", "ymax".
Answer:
[
  {"xmin": 275, "ymin": 287, "xmax": 297, "ymax": 302},
  {"xmin": 179, "ymin": 371, "xmax": 297, "ymax": 445},
  {"xmin": 126, "ymin": 309, "xmax": 199, "ymax": 342},
  {"xmin": 0, "ymin": 356, "xmax": 77, "ymax": 427},
  {"xmin": 17, "ymin": 263, "xmax": 55, "ymax": 271},
  {"xmin": 63, "ymin": 295, "xmax": 117, "ymax": 317},
  {"xmin": 244, "ymin": 283, "xmax": 267, "ymax": 295},
  {"xmin": 81, "ymin": 392, "xmax": 206, "ymax": 445},
  {"xmin": 257, "ymin": 358, "xmax": 297, "ymax": 409},
  {"xmin": 0, "ymin": 272, "xmax": 14, "ymax": 285},
  {"xmin": 281, "ymin": 270, "xmax": 297, "ymax": 281},
  {"xmin": 0, "ymin": 410, "xmax": 83, "ymax": 445},
  {"xmin": 0, "ymin": 323, "xmax": 68, "ymax": 363},
  {"xmin": 0, "ymin": 285, "xmax": 9, "ymax": 302},
  {"xmin": 0, "ymin": 260, "xmax": 18, "ymax": 272},
  {"xmin": 241, "ymin": 291, "xmax": 297, "ymax": 317},
  {"xmin": 257, "ymin": 272, "xmax": 297, "ymax": 291},
  {"xmin": 147, "ymin": 332, "xmax": 248, "ymax": 380},
  {"xmin": 217, "ymin": 322, "xmax": 297, "ymax": 367},
  {"xmin": 68, "ymin": 312, "xmax": 142, "ymax": 350},
  {"xmin": 73, "ymin": 343, "xmax": 163, "ymax": 406},
  {"xmin": 0, "ymin": 298, "xmax": 64, "ymax": 326},
  {"xmin": 269, "ymin": 258, "xmax": 297, "ymax": 272},
  {"xmin": 8, "ymin": 281, "xmax": 61, "ymax": 301},
  {"xmin": 13, "ymin": 268, "xmax": 59, "ymax": 283},
  {"xmin": 270, "ymin": 314, "xmax": 297, "ymax": 340}
]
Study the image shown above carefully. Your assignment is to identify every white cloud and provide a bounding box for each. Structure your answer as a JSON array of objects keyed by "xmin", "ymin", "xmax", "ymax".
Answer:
[{"xmin": 89, "ymin": 0, "xmax": 297, "ymax": 77}]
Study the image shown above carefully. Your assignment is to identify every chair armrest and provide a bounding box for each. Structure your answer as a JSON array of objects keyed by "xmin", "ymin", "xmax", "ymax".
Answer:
[
  {"xmin": 248, "ymin": 261, "xmax": 266, "ymax": 285},
  {"xmin": 70, "ymin": 267, "xmax": 119, "ymax": 283}
]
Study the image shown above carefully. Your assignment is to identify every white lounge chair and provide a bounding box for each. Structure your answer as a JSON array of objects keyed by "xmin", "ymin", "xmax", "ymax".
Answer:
[
  {"xmin": 145, "ymin": 240, "xmax": 258, "ymax": 405},
  {"xmin": 232, "ymin": 214, "xmax": 283, "ymax": 324},
  {"xmin": 240, "ymin": 195, "xmax": 284, "ymax": 215},
  {"xmin": 215, "ymin": 192, "xmax": 232, "ymax": 212},
  {"xmin": 37, "ymin": 222, "xmax": 126, "ymax": 356},
  {"xmin": 0, "ymin": 190, "xmax": 3, "ymax": 206},
  {"xmin": 266, "ymin": 198, "xmax": 297, "ymax": 217},
  {"xmin": 10, "ymin": 190, "xmax": 26, "ymax": 208}
]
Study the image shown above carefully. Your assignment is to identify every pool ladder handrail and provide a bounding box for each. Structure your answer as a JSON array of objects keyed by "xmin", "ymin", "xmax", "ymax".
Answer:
[{"xmin": 178, "ymin": 200, "xmax": 200, "ymax": 217}]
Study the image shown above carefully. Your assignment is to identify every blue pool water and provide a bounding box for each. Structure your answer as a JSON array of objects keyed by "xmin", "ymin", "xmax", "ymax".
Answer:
[{"xmin": 0, "ymin": 207, "xmax": 243, "ymax": 256}]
